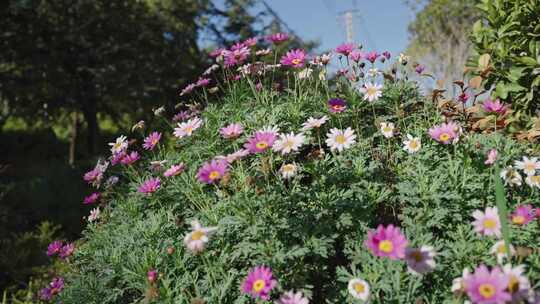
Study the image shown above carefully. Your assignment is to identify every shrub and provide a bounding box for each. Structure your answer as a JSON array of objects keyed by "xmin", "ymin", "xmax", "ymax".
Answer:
[{"xmin": 49, "ymin": 39, "xmax": 540, "ymax": 303}]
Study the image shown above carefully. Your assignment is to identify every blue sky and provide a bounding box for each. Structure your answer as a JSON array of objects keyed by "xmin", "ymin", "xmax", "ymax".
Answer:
[{"xmin": 259, "ymin": 0, "xmax": 413, "ymax": 55}]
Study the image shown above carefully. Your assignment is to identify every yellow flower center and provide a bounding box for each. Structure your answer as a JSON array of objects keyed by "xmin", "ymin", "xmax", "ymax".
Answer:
[
  {"xmin": 191, "ymin": 230, "xmax": 205, "ymax": 241},
  {"xmin": 483, "ymin": 219, "xmax": 497, "ymax": 229},
  {"xmin": 496, "ymin": 244, "xmax": 506, "ymax": 254},
  {"xmin": 439, "ymin": 133, "xmax": 450, "ymax": 142},
  {"xmin": 335, "ymin": 135, "xmax": 347, "ymax": 144},
  {"xmin": 184, "ymin": 126, "xmax": 193, "ymax": 133},
  {"xmin": 409, "ymin": 140, "xmax": 418, "ymax": 149},
  {"xmin": 512, "ymin": 215, "xmax": 525, "ymax": 225},
  {"xmin": 508, "ymin": 276, "xmax": 520, "ymax": 293},
  {"xmin": 152, "ymin": 139, "xmax": 159, "ymax": 145},
  {"xmin": 256, "ymin": 142, "xmax": 268, "ymax": 149},
  {"xmin": 282, "ymin": 164, "xmax": 295, "ymax": 173},
  {"xmin": 378, "ymin": 240, "xmax": 393, "ymax": 253},
  {"xmin": 208, "ymin": 171, "xmax": 221, "ymax": 180},
  {"xmin": 531, "ymin": 175, "xmax": 540, "ymax": 183},
  {"xmin": 478, "ymin": 283, "xmax": 496, "ymax": 299},
  {"xmin": 284, "ymin": 140, "xmax": 295, "ymax": 149},
  {"xmin": 332, "ymin": 105, "xmax": 343, "ymax": 111},
  {"xmin": 367, "ymin": 87, "xmax": 377, "ymax": 96},
  {"xmin": 353, "ymin": 282, "xmax": 365, "ymax": 293},
  {"xmin": 525, "ymin": 163, "xmax": 536, "ymax": 172},
  {"xmin": 291, "ymin": 58, "xmax": 301, "ymax": 65},
  {"xmin": 410, "ymin": 250, "xmax": 423, "ymax": 263},
  {"xmin": 252, "ymin": 279, "xmax": 266, "ymax": 292},
  {"xmin": 383, "ymin": 127, "xmax": 392, "ymax": 133}
]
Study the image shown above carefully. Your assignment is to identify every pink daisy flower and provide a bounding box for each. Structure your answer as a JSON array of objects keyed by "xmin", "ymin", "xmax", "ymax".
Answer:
[
  {"xmin": 267, "ymin": 32, "xmax": 289, "ymax": 44},
  {"xmin": 147, "ymin": 269, "xmax": 158, "ymax": 283},
  {"xmin": 241, "ymin": 265, "xmax": 278, "ymax": 300},
  {"xmin": 216, "ymin": 149, "xmax": 250, "ymax": 163},
  {"xmin": 173, "ymin": 111, "xmax": 191, "ymax": 122},
  {"xmin": 110, "ymin": 151, "xmax": 127, "ymax": 165},
  {"xmin": 335, "ymin": 43, "xmax": 355, "ymax": 56},
  {"xmin": 280, "ymin": 49, "xmax": 306, "ymax": 68},
  {"xmin": 174, "ymin": 117, "xmax": 203, "ymax": 138},
  {"xmin": 83, "ymin": 168, "xmax": 103, "ymax": 186},
  {"xmin": 143, "ymin": 132, "xmax": 162, "ymax": 151},
  {"xmin": 196, "ymin": 78, "xmax": 211, "ymax": 87},
  {"xmin": 220, "ymin": 123, "xmax": 244, "ymax": 139},
  {"xmin": 242, "ymin": 37, "xmax": 258, "ymax": 47},
  {"xmin": 223, "ymin": 47, "xmax": 250, "ymax": 67},
  {"xmin": 349, "ymin": 50, "xmax": 364, "ymax": 62},
  {"xmin": 209, "ymin": 48, "xmax": 226, "ymax": 58},
  {"xmin": 382, "ymin": 51, "xmax": 391, "ymax": 59},
  {"xmin": 180, "ymin": 83, "xmax": 197, "ymax": 96},
  {"xmin": 485, "ymin": 149, "xmax": 498, "ymax": 165},
  {"xmin": 47, "ymin": 240, "xmax": 63, "ymax": 256},
  {"xmin": 464, "ymin": 265, "xmax": 511, "ymax": 304},
  {"xmin": 163, "ymin": 164, "xmax": 185, "ymax": 177},
  {"xmin": 120, "ymin": 151, "xmax": 140, "ymax": 165},
  {"xmin": 244, "ymin": 130, "xmax": 278, "ymax": 153},
  {"xmin": 197, "ymin": 160, "xmax": 228, "ymax": 184},
  {"xmin": 428, "ymin": 122, "xmax": 460, "ymax": 144},
  {"xmin": 483, "ymin": 98, "xmax": 508, "ymax": 115},
  {"xmin": 59, "ymin": 243, "xmax": 75, "ymax": 259},
  {"xmin": 365, "ymin": 51, "xmax": 379, "ymax": 63},
  {"xmin": 83, "ymin": 192, "xmax": 100, "ymax": 205},
  {"xmin": 328, "ymin": 98, "xmax": 347, "ymax": 113},
  {"xmin": 510, "ymin": 204, "xmax": 536, "ymax": 226},
  {"xmin": 472, "ymin": 206, "xmax": 502, "ymax": 237},
  {"xmin": 364, "ymin": 224, "xmax": 408, "ymax": 260},
  {"xmin": 138, "ymin": 177, "xmax": 161, "ymax": 195}
]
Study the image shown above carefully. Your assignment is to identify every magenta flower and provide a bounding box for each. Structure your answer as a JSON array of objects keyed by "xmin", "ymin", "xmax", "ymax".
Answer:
[
  {"xmin": 328, "ymin": 98, "xmax": 347, "ymax": 113},
  {"xmin": 267, "ymin": 32, "xmax": 289, "ymax": 44},
  {"xmin": 120, "ymin": 151, "xmax": 140, "ymax": 165},
  {"xmin": 39, "ymin": 277, "xmax": 65, "ymax": 301},
  {"xmin": 335, "ymin": 43, "xmax": 355, "ymax": 56},
  {"xmin": 485, "ymin": 149, "xmax": 498, "ymax": 165},
  {"xmin": 196, "ymin": 78, "xmax": 211, "ymax": 87},
  {"xmin": 241, "ymin": 265, "xmax": 278, "ymax": 300},
  {"xmin": 428, "ymin": 122, "xmax": 460, "ymax": 144},
  {"xmin": 365, "ymin": 51, "xmax": 379, "ymax": 63},
  {"xmin": 223, "ymin": 47, "xmax": 250, "ymax": 67},
  {"xmin": 163, "ymin": 164, "xmax": 185, "ymax": 177},
  {"xmin": 197, "ymin": 160, "xmax": 228, "ymax": 184},
  {"xmin": 110, "ymin": 151, "xmax": 126, "ymax": 165},
  {"xmin": 59, "ymin": 243, "xmax": 75, "ymax": 259},
  {"xmin": 220, "ymin": 123, "xmax": 244, "ymax": 139},
  {"xmin": 244, "ymin": 130, "xmax": 277, "ymax": 153},
  {"xmin": 209, "ymin": 48, "xmax": 226, "ymax": 58},
  {"xmin": 483, "ymin": 98, "xmax": 508, "ymax": 115},
  {"xmin": 415, "ymin": 64, "xmax": 425, "ymax": 74},
  {"xmin": 464, "ymin": 265, "xmax": 510, "ymax": 304},
  {"xmin": 138, "ymin": 177, "xmax": 161, "ymax": 195},
  {"xmin": 242, "ymin": 37, "xmax": 258, "ymax": 47},
  {"xmin": 458, "ymin": 92, "xmax": 470, "ymax": 103},
  {"xmin": 47, "ymin": 240, "xmax": 63, "ymax": 256},
  {"xmin": 382, "ymin": 51, "xmax": 391, "ymax": 59},
  {"xmin": 349, "ymin": 50, "xmax": 364, "ymax": 62},
  {"xmin": 143, "ymin": 132, "xmax": 162, "ymax": 151},
  {"xmin": 180, "ymin": 83, "xmax": 197, "ymax": 96},
  {"xmin": 510, "ymin": 204, "xmax": 536, "ymax": 226},
  {"xmin": 147, "ymin": 269, "xmax": 158, "ymax": 283},
  {"xmin": 280, "ymin": 49, "xmax": 306, "ymax": 68},
  {"xmin": 173, "ymin": 110, "xmax": 191, "ymax": 122},
  {"xmin": 276, "ymin": 290, "xmax": 309, "ymax": 304},
  {"xmin": 364, "ymin": 224, "xmax": 408, "ymax": 260},
  {"xmin": 83, "ymin": 192, "xmax": 100, "ymax": 205}
]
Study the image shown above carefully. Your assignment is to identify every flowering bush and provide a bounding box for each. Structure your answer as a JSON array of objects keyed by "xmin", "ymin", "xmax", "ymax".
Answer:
[{"xmin": 50, "ymin": 34, "xmax": 540, "ymax": 303}]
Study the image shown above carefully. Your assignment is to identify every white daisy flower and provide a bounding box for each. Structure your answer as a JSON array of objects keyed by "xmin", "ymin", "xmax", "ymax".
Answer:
[
  {"xmin": 88, "ymin": 208, "xmax": 100, "ymax": 222},
  {"xmin": 514, "ymin": 156, "xmax": 540, "ymax": 176},
  {"xmin": 500, "ymin": 166, "xmax": 523, "ymax": 186},
  {"xmin": 301, "ymin": 116, "xmax": 329, "ymax": 131},
  {"xmin": 525, "ymin": 174, "xmax": 540, "ymax": 189},
  {"xmin": 398, "ymin": 53, "xmax": 409, "ymax": 64},
  {"xmin": 174, "ymin": 117, "xmax": 203, "ymax": 138},
  {"xmin": 108, "ymin": 135, "xmax": 128, "ymax": 154},
  {"xmin": 490, "ymin": 240, "xmax": 515, "ymax": 264},
  {"xmin": 405, "ymin": 245, "xmax": 437, "ymax": 275},
  {"xmin": 297, "ymin": 68, "xmax": 313, "ymax": 79},
  {"xmin": 359, "ymin": 82, "xmax": 383, "ymax": 102},
  {"xmin": 280, "ymin": 163, "xmax": 298, "ymax": 179},
  {"xmin": 347, "ymin": 278, "xmax": 370, "ymax": 301},
  {"xmin": 325, "ymin": 127, "xmax": 356, "ymax": 152},
  {"xmin": 503, "ymin": 264, "xmax": 531, "ymax": 303},
  {"xmin": 380, "ymin": 122, "xmax": 395, "ymax": 138},
  {"xmin": 183, "ymin": 220, "xmax": 218, "ymax": 254},
  {"xmin": 451, "ymin": 268, "xmax": 471, "ymax": 295},
  {"xmin": 403, "ymin": 134, "xmax": 421, "ymax": 154},
  {"xmin": 368, "ymin": 68, "xmax": 380, "ymax": 77},
  {"xmin": 273, "ymin": 132, "xmax": 306, "ymax": 155}
]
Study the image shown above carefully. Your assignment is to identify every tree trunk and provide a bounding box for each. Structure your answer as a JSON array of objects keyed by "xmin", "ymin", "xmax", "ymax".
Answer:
[
  {"xmin": 82, "ymin": 100, "xmax": 99, "ymax": 155},
  {"xmin": 68, "ymin": 111, "xmax": 79, "ymax": 165}
]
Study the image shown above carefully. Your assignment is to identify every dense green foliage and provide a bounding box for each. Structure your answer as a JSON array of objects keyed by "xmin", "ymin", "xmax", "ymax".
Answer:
[
  {"xmin": 470, "ymin": 0, "xmax": 540, "ymax": 120},
  {"xmin": 50, "ymin": 55, "xmax": 540, "ymax": 303}
]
